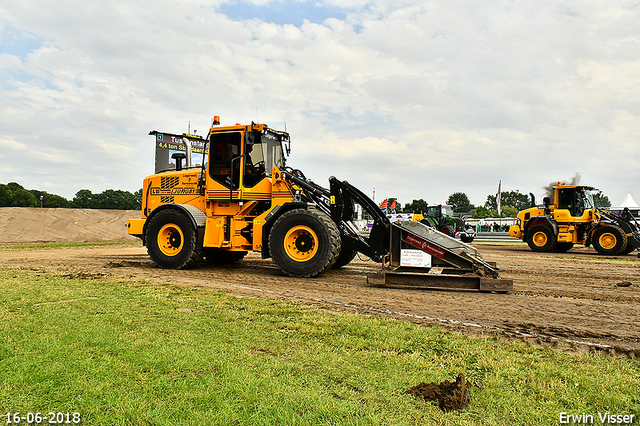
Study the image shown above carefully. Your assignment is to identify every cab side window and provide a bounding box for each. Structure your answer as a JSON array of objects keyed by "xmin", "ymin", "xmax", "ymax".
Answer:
[
  {"xmin": 209, "ymin": 132, "xmax": 241, "ymax": 189},
  {"xmin": 557, "ymin": 189, "xmax": 573, "ymax": 211}
]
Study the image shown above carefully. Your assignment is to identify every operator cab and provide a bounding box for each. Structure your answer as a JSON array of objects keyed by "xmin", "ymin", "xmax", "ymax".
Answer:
[
  {"xmin": 426, "ymin": 204, "xmax": 454, "ymax": 219},
  {"xmin": 208, "ymin": 123, "xmax": 289, "ymax": 193},
  {"xmin": 556, "ymin": 186, "xmax": 596, "ymax": 218}
]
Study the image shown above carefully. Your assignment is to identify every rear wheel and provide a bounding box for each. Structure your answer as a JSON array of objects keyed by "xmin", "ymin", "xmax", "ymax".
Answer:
[
  {"xmin": 526, "ymin": 225, "xmax": 557, "ymax": 252},
  {"xmin": 146, "ymin": 209, "xmax": 200, "ymax": 269},
  {"xmin": 592, "ymin": 225, "xmax": 627, "ymax": 255},
  {"xmin": 269, "ymin": 209, "xmax": 341, "ymax": 277}
]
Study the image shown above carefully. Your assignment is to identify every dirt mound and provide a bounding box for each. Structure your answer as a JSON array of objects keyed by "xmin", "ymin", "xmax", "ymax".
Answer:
[
  {"xmin": 0, "ymin": 207, "xmax": 140, "ymax": 245},
  {"xmin": 406, "ymin": 373, "xmax": 471, "ymax": 412}
]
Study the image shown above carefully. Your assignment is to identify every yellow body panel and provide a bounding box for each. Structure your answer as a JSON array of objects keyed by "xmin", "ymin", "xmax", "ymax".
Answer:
[
  {"xmin": 203, "ymin": 217, "xmax": 226, "ymax": 247},
  {"xmin": 127, "ymin": 219, "xmax": 145, "ymax": 237},
  {"xmin": 508, "ymin": 224, "xmax": 522, "ymax": 239}
]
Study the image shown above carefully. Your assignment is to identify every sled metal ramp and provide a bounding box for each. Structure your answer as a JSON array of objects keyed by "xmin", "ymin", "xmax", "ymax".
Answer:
[{"xmin": 367, "ymin": 221, "xmax": 513, "ymax": 293}]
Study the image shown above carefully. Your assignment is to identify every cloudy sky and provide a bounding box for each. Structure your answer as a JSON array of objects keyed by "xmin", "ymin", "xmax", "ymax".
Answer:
[{"xmin": 1, "ymin": 0, "xmax": 639, "ymax": 208}]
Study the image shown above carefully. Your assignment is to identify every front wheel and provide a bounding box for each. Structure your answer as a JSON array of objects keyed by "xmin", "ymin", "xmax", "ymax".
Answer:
[
  {"xmin": 269, "ymin": 209, "xmax": 341, "ymax": 278},
  {"xmin": 592, "ymin": 225, "xmax": 627, "ymax": 255},
  {"xmin": 526, "ymin": 225, "xmax": 557, "ymax": 252},
  {"xmin": 146, "ymin": 209, "xmax": 200, "ymax": 269}
]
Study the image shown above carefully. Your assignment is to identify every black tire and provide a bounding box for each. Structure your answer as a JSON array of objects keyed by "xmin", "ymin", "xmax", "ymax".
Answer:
[
  {"xmin": 332, "ymin": 248, "xmax": 357, "ymax": 269},
  {"xmin": 460, "ymin": 235, "xmax": 474, "ymax": 243},
  {"xmin": 440, "ymin": 225, "xmax": 455, "ymax": 236},
  {"xmin": 592, "ymin": 225, "xmax": 627, "ymax": 255},
  {"xmin": 554, "ymin": 242, "xmax": 574, "ymax": 253},
  {"xmin": 621, "ymin": 244, "xmax": 636, "ymax": 254},
  {"xmin": 526, "ymin": 225, "xmax": 557, "ymax": 252},
  {"xmin": 269, "ymin": 209, "xmax": 341, "ymax": 278},
  {"xmin": 146, "ymin": 209, "xmax": 200, "ymax": 269},
  {"xmin": 203, "ymin": 249, "xmax": 248, "ymax": 264}
]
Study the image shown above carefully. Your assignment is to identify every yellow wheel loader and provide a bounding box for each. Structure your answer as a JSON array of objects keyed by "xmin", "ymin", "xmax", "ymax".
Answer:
[
  {"xmin": 128, "ymin": 117, "xmax": 511, "ymax": 292},
  {"xmin": 127, "ymin": 118, "xmax": 394, "ymax": 277},
  {"xmin": 509, "ymin": 184, "xmax": 640, "ymax": 255}
]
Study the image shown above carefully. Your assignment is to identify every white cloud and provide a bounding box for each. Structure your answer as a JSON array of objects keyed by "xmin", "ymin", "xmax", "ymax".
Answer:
[
  {"xmin": 0, "ymin": 0, "xmax": 639, "ymax": 207},
  {"xmin": 0, "ymin": 137, "xmax": 27, "ymax": 150}
]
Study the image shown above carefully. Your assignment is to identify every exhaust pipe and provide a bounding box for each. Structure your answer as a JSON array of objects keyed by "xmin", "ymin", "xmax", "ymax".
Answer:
[{"xmin": 182, "ymin": 137, "xmax": 193, "ymax": 168}]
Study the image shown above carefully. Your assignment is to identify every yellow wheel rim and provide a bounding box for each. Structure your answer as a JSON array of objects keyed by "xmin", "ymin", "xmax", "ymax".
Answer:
[
  {"xmin": 532, "ymin": 231, "xmax": 548, "ymax": 247},
  {"xmin": 598, "ymin": 232, "xmax": 617, "ymax": 250},
  {"xmin": 284, "ymin": 225, "xmax": 318, "ymax": 262},
  {"xmin": 158, "ymin": 223, "xmax": 184, "ymax": 256}
]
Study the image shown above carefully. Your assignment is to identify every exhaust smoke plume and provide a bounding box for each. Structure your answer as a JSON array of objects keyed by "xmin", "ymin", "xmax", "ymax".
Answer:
[{"xmin": 543, "ymin": 173, "xmax": 581, "ymax": 201}]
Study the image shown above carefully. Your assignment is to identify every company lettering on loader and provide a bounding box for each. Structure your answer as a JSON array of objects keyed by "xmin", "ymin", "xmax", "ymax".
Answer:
[{"xmin": 150, "ymin": 188, "xmax": 198, "ymax": 196}]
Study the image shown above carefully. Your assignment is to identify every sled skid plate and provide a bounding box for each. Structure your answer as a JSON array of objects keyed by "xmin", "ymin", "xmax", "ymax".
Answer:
[{"xmin": 367, "ymin": 271, "xmax": 513, "ymax": 293}]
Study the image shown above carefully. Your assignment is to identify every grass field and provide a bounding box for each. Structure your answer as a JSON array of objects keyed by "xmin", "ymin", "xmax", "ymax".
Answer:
[{"xmin": 0, "ymin": 268, "xmax": 638, "ymax": 425}]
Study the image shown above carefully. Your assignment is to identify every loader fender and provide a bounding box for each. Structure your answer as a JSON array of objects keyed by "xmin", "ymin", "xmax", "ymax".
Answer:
[
  {"xmin": 523, "ymin": 216, "xmax": 557, "ymax": 241},
  {"xmin": 142, "ymin": 204, "xmax": 207, "ymax": 247}
]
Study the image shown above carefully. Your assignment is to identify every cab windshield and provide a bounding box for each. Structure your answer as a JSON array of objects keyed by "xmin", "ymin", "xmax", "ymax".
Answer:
[
  {"xmin": 247, "ymin": 128, "xmax": 287, "ymax": 177},
  {"xmin": 578, "ymin": 188, "xmax": 595, "ymax": 210},
  {"xmin": 442, "ymin": 205, "xmax": 455, "ymax": 217}
]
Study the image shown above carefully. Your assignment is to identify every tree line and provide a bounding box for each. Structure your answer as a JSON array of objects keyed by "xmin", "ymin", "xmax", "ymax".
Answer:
[
  {"xmin": 402, "ymin": 189, "xmax": 611, "ymax": 219},
  {"xmin": 0, "ymin": 182, "xmax": 142, "ymax": 210}
]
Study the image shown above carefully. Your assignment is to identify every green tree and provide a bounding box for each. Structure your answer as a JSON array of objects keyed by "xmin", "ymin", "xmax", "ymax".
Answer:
[
  {"xmin": 47, "ymin": 194, "xmax": 71, "ymax": 208},
  {"xmin": 472, "ymin": 206, "xmax": 494, "ymax": 219},
  {"xmin": 485, "ymin": 190, "xmax": 530, "ymax": 212},
  {"xmin": 447, "ymin": 192, "xmax": 474, "ymax": 213},
  {"xmin": 10, "ymin": 188, "xmax": 38, "ymax": 207},
  {"xmin": 402, "ymin": 199, "xmax": 429, "ymax": 214},
  {"xmin": 593, "ymin": 191, "xmax": 611, "ymax": 208},
  {"xmin": 29, "ymin": 190, "xmax": 71, "ymax": 208},
  {"xmin": 72, "ymin": 189, "xmax": 97, "ymax": 208},
  {"xmin": 501, "ymin": 205, "xmax": 517, "ymax": 218},
  {"xmin": 0, "ymin": 184, "xmax": 9, "ymax": 207},
  {"xmin": 98, "ymin": 189, "xmax": 140, "ymax": 210},
  {"xmin": 6, "ymin": 182, "xmax": 24, "ymax": 193},
  {"xmin": 71, "ymin": 188, "xmax": 141, "ymax": 210},
  {"xmin": 134, "ymin": 189, "xmax": 142, "ymax": 209}
]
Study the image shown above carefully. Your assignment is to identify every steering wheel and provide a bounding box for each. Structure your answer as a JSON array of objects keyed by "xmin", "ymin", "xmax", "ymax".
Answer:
[{"xmin": 248, "ymin": 161, "xmax": 266, "ymax": 175}]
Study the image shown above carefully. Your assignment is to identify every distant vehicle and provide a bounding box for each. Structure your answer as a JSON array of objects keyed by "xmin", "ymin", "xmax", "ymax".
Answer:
[
  {"xmin": 509, "ymin": 184, "xmax": 640, "ymax": 255},
  {"xmin": 413, "ymin": 204, "xmax": 476, "ymax": 243}
]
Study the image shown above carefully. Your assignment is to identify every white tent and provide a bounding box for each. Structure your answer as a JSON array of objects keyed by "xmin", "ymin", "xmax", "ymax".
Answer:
[{"xmin": 618, "ymin": 194, "xmax": 639, "ymax": 208}]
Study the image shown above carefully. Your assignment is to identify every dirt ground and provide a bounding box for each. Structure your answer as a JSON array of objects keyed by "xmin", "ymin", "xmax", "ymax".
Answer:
[{"xmin": 1, "ymin": 208, "xmax": 639, "ymax": 357}]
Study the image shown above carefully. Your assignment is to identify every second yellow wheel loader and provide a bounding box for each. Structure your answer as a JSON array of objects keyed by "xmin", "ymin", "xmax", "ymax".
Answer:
[{"xmin": 509, "ymin": 184, "xmax": 640, "ymax": 255}]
